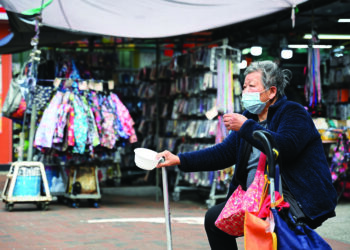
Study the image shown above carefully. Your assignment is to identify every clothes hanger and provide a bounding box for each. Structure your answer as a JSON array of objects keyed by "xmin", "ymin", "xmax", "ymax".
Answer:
[{"xmin": 210, "ymin": 38, "xmax": 241, "ymax": 72}]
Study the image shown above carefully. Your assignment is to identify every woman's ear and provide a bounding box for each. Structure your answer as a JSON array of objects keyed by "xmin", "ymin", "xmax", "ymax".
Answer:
[{"xmin": 269, "ymin": 86, "xmax": 277, "ymax": 99}]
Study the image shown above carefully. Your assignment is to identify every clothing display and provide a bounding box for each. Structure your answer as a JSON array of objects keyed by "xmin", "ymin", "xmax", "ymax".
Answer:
[{"xmin": 35, "ymin": 81, "xmax": 137, "ymax": 155}]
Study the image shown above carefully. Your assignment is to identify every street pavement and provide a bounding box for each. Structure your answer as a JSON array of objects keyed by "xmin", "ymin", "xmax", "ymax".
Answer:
[{"xmin": 0, "ymin": 181, "xmax": 350, "ymax": 249}]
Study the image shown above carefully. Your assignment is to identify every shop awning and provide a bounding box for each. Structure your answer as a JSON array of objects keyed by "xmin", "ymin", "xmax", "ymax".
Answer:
[{"xmin": 0, "ymin": 0, "xmax": 308, "ymax": 39}]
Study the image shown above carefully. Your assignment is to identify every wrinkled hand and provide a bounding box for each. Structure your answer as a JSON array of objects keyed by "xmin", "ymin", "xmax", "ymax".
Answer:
[
  {"xmin": 156, "ymin": 150, "xmax": 180, "ymax": 168},
  {"xmin": 223, "ymin": 113, "xmax": 247, "ymax": 131}
]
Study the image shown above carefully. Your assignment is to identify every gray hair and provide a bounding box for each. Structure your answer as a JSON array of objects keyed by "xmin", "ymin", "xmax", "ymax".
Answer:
[{"xmin": 244, "ymin": 61, "xmax": 292, "ymax": 98}]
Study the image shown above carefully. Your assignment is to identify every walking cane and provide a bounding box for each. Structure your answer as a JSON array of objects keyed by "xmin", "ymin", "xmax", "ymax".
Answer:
[
  {"xmin": 161, "ymin": 165, "xmax": 173, "ymax": 250},
  {"xmin": 134, "ymin": 148, "xmax": 172, "ymax": 250}
]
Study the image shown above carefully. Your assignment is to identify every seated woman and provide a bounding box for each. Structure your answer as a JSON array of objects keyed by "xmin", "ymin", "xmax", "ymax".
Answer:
[{"xmin": 157, "ymin": 60, "xmax": 337, "ymax": 250}]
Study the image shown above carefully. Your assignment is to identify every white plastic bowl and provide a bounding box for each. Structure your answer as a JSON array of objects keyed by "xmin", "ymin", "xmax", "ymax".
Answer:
[{"xmin": 134, "ymin": 148, "xmax": 162, "ymax": 170}]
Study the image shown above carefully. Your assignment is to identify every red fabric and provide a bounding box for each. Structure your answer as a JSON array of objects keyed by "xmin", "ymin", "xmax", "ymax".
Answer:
[
  {"xmin": 10, "ymin": 97, "xmax": 26, "ymax": 118},
  {"xmin": 258, "ymin": 191, "xmax": 290, "ymax": 218}
]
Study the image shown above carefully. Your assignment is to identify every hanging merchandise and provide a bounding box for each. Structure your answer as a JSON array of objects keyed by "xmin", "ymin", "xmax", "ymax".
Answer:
[
  {"xmin": 305, "ymin": 45, "xmax": 322, "ymax": 112},
  {"xmin": 215, "ymin": 115, "xmax": 229, "ymax": 144},
  {"xmin": 34, "ymin": 91, "xmax": 63, "ymax": 150},
  {"xmin": 210, "ymin": 38, "xmax": 241, "ymax": 73},
  {"xmin": 110, "ymin": 93, "xmax": 138, "ymax": 143},
  {"xmin": 329, "ymin": 129, "xmax": 350, "ymax": 200},
  {"xmin": 71, "ymin": 93, "xmax": 88, "ymax": 154},
  {"xmin": 2, "ymin": 71, "xmax": 27, "ymax": 119},
  {"xmin": 214, "ymin": 40, "xmax": 242, "ymax": 114},
  {"xmin": 1, "ymin": 58, "xmax": 53, "ymax": 120},
  {"xmin": 52, "ymin": 91, "xmax": 75, "ymax": 151},
  {"xmin": 34, "ymin": 79, "xmax": 137, "ymax": 155},
  {"xmin": 133, "ymin": 40, "xmax": 240, "ymax": 207},
  {"xmin": 166, "ymin": 40, "xmax": 241, "ymax": 206},
  {"xmin": 33, "ymin": 85, "xmax": 54, "ymax": 112},
  {"xmin": 216, "ymin": 58, "xmax": 233, "ymax": 113}
]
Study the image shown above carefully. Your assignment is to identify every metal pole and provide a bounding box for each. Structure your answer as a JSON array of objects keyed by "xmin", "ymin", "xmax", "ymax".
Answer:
[
  {"xmin": 155, "ymin": 39, "xmax": 160, "ymax": 202},
  {"xmin": 27, "ymin": 16, "xmax": 41, "ymax": 161},
  {"xmin": 162, "ymin": 167, "xmax": 173, "ymax": 250},
  {"xmin": 27, "ymin": 103, "xmax": 37, "ymax": 161}
]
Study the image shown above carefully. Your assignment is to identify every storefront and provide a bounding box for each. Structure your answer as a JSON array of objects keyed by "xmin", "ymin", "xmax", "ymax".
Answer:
[{"xmin": 0, "ymin": 0, "xmax": 349, "ymax": 210}]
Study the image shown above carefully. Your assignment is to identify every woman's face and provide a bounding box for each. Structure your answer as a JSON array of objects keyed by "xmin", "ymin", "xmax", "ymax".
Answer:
[
  {"xmin": 243, "ymin": 71, "xmax": 265, "ymax": 93},
  {"xmin": 243, "ymin": 71, "xmax": 271, "ymax": 102}
]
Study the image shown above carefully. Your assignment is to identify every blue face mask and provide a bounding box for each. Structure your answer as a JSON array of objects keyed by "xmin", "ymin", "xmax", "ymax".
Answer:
[{"xmin": 241, "ymin": 89, "xmax": 269, "ymax": 114}]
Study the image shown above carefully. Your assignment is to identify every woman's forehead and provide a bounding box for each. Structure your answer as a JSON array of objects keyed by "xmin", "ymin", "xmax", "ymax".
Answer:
[{"xmin": 244, "ymin": 72, "xmax": 263, "ymax": 85}]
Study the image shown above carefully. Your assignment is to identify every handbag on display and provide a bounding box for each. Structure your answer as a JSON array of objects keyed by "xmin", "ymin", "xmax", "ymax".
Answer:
[
  {"xmin": 215, "ymin": 153, "xmax": 268, "ymax": 236},
  {"xmin": 9, "ymin": 97, "xmax": 27, "ymax": 119},
  {"xmin": 2, "ymin": 75, "xmax": 27, "ymax": 119}
]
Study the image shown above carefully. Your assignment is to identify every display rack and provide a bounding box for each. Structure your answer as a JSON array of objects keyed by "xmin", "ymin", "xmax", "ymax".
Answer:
[
  {"xmin": 206, "ymin": 171, "xmax": 226, "ymax": 208},
  {"xmin": 170, "ymin": 39, "xmax": 240, "ymax": 208},
  {"xmin": 1, "ymin": 161, "xmax": 52, "ymax": 211}
]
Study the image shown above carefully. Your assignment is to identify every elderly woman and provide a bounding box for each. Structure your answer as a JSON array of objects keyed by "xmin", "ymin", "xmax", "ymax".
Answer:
[{"xmin": 157, "ymin": 60, "xmax": 337, "ymax": 250}]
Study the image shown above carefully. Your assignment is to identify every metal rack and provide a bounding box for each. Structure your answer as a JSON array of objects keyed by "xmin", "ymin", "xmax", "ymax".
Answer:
[{"xmin": 171, "ymin": 38, "xmax": 239, "ymax": 208}]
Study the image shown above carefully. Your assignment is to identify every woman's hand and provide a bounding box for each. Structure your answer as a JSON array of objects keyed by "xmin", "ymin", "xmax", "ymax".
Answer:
[
  {"xmin": 223, "ymin": 113, "xmax": 247, "ymax": 131},
  {"xmin": 156, "ymin": 150, "xmax": 180, "ymax": 168}
]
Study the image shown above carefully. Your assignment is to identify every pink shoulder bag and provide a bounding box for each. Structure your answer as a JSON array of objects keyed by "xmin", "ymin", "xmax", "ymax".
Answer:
[{"xmin": 215, "ymin": 152, "xmax": 267, "ymax": 236}]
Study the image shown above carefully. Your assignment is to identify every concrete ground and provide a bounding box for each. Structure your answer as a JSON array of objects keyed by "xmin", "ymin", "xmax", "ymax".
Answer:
[
  {"xmin": 0, "ymin": 173, "xmax": 350, "ymax": 249},
  {"xmin": 316, "ymin": 198, "xmax": 350, "ymax": 245}
]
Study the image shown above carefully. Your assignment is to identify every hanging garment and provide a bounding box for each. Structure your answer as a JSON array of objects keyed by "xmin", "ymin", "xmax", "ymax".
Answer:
[
  {"xmin": 67, "ymin": 103, "xmax": 75, "ymax": 147},
  {"xmin": 34, "ymin": 91, "xmax": 63, "ymax": 149},
  {"xmin": 88, "ymin": 91, "xmax": 103, "ymax": 140},
  {"xmin": 34, "ymin": 85, "xmax": 54, "ymax": 112},
  {"xmin": 53, "ymin": 91, "xmax": 72, "ymax": 144},
  {"xmin": 72, "ymin": 94, "xmax": 88, "ymax": 154},
  {"xmin": 100, "ymin": 97, "xmax": 117, "ymax": 149},
  {"xmin": 109, "ymin": 94, "xmax": 129, "ymax": 140},
  {"xmin": 81, "ymin": 95, "xmax": 100, "ymax": 149},
  {"xmin": 51, "ymin": 91, "xmax": 73, "ymax": 152}
]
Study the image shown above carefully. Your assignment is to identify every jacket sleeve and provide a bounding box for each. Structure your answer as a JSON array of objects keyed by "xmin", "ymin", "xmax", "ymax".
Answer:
[
  {"xmin": 238, "ymin": 102, "xmax": 319, "ymax": 162},
  {"xmin": 178, "ymin": 131, "xmax": 238, "ymax": 172}
]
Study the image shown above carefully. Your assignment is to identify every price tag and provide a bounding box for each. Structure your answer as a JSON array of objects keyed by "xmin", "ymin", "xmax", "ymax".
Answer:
[
  {"xmin": 65, "ymin": 79, "xmax": 73, "ymax": 87},
  {"xmin": 108, "ymin": 80, "xmax": 114, "ymax": 90},
  {"xmin": 95, "ymin": 81, "xmax": 103, "ymax": 92},
  {"xmin": 205, "ymin": 106, "xmax": 218, "ymax": 120},
  {"xmin": 53, "ymin": 78, "xmax": 61, "ymax": 88},
  {"xmin": 88, "ymin": 80, "xmax": 95, "ymax": 90},
  {"xmin": 79, "ymin": 81, "xmax": 88, "ymax": 90}
]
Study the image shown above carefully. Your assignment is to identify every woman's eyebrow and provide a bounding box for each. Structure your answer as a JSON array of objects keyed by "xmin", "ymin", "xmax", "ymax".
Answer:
[{"xmin": 244, "ymin": 80, "xmax": 256, "ymax": 85}]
